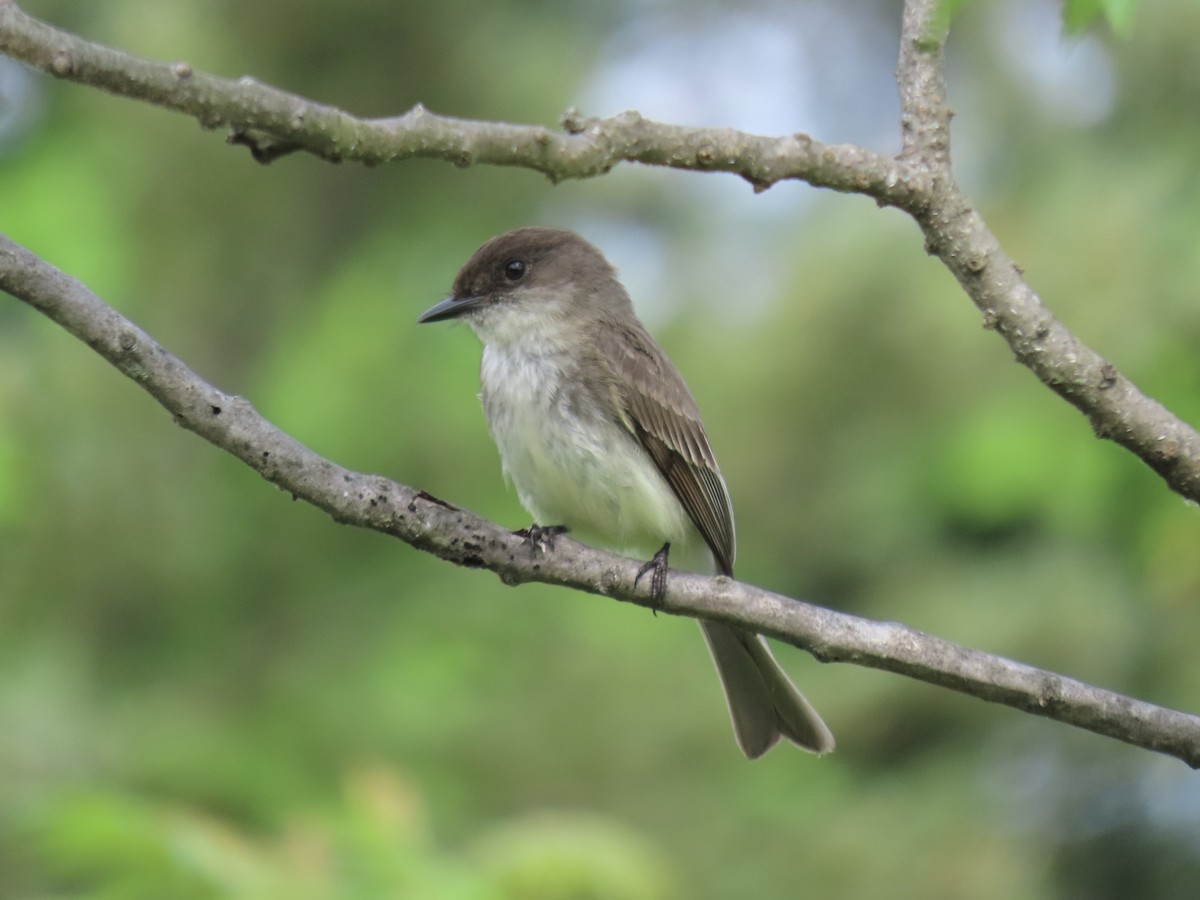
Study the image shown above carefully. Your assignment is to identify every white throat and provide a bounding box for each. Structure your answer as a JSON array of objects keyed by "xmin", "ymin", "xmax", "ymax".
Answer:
[{"xmin": 475, "ymin": 316, "xmax": 698, "ymax": 563}]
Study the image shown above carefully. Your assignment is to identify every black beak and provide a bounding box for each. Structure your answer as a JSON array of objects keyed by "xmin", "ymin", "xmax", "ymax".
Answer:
[{"xmin": 417, "ymin": 294, "xmax": 485, "ymax": 323}]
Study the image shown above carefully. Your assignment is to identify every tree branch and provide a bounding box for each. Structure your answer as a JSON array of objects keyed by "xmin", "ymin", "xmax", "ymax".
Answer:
[
  {"xmin": 0, "ymin": 1, "xmax": 922, "ymax": 203},
  {"xmin": 2, "ymin": 232, "xmax": 1198, "ymax": 767},
  {"xmin": 893, "ymin": 0, "xmax": 1200, "ymax": 501},
  {"xmin": 898, "ymin": 0, "xmax": 953, "ymax": 169},
  {"xmin": 3, "ymin": 1, "xmax": 1198, "ymax": 505},
  {"xmin": 3, "ymin": 1, "xmax": 1200, "ymax": 762}
]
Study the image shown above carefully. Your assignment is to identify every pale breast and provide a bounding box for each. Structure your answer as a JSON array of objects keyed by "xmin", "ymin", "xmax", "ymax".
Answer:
[{"xmin": 479, "ymin": 344, "xmax": 696, "ymax": 558}]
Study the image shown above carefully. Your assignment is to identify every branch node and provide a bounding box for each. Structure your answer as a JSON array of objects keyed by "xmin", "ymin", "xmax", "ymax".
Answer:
[
  {"xmin": 560, "ymin": 107, "xmax": 589, "ymax": 135},
  {"xmin": 227, "ymin": 128, "xmax": 303, "ymax": 164},
  {"xmin": 597, "ymin": 568, "xmax": 620, "ymax": 595},
  {"xmin": 613, "ymin": 109, "xmax": 645, "ymax": 129},
  {"xmin": 50, "ymin": 48, "xmax": 72, "ymax": 75},
  {"xmin": 1098, "ymin": 364, "xmax": 1118, "ymax": 391},
  {"xmin": 1153, "ymin": 436, "xmax": 1181, "ymax": 466}
]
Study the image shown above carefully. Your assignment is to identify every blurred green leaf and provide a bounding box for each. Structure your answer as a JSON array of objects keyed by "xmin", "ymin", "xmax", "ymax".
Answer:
[
  {"xmin": 1064, "ymin": 0, "xmax": 1138, "ymax": 35},
  {"xmin": 472, "ymin": 813, "xmax": 675, "ymax": 900},
  {"xmin": 930, "ymin": 0, "xmax": 977, "ymax": 38}
]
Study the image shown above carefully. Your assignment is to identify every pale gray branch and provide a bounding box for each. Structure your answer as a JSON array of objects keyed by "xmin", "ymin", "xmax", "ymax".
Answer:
[
  {"xmin": 898, "ymin": 0, "xmax": 953, "ymax": 169},
  {"xmin": 0, "ymin": 1, "xmax": 922, "ymax": 203},
  {"xmin": 2, "ymin": 0, "xmax": 1200, "ymax": 763},
  {"xmin": 894, "ymin": 0, "xmax": 1200, "ymax": 499},
  {"xmin": 1, "ymin": 0, "xmax": 1198, "ymax": 501},
  {"xmin": 1, "ymin": 232, "xmax": 1198, "ymax": 767}
]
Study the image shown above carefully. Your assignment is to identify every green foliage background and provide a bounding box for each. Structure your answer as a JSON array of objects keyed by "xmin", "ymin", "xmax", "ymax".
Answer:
[{"xmin": 2, "ymin": 1, "xmax": 1199, "ymax": 897}]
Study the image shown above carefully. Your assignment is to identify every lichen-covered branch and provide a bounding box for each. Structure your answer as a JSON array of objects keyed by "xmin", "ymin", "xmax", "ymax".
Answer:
[{"xmin": 2, "ymin": 231, "xmax": 1198, "ymax": 766}]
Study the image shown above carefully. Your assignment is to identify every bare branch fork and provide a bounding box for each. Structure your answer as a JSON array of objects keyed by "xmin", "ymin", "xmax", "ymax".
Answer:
[
  {"xmin": 1, "ymin": 0, "xmax": 1198, "ymax": 763},
  {"xmin": 2, "ymin": 0, "xmax": 1197, "ymax": 499}
]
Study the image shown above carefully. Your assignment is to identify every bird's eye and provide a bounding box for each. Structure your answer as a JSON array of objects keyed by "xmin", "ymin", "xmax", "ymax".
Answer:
[{"xmin": 504, "ymin": 259, "xmax": 527, "ymax": 281}]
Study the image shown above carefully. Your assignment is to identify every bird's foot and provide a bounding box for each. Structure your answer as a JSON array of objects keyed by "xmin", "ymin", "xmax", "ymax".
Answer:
[
  {"xmin": 516, "ymin": 523, "xmax": 569, "ymax": 554},
  {"xmin": 635, "ymin": 542, "xmax": 671, "ymax": 604}
]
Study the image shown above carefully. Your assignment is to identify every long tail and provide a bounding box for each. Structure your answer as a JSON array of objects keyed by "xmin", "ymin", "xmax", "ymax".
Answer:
[{"xmin": 699, "ymin": 620, "xmax": 835, "ymax": 759}]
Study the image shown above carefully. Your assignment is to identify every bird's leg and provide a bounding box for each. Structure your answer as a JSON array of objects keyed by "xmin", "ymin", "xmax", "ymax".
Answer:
[
  {"xmin": 515, "ymin": 523, "xmax": 569, "ymax": 554},
  {"xmin": 635, "ymin": 542, "xmax": 671, "ymax": 603}
]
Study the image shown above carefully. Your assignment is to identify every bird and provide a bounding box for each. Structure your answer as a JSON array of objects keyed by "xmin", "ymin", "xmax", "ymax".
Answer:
[{"xmin": 418, "ymin": 226, "xmax": 834, "ymax": 758}]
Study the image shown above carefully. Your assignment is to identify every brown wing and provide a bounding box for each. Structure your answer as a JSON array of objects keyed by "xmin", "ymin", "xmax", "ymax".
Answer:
[{"xmin": 599, "ymin": 320, "xmax": 736, "ymax": 576}]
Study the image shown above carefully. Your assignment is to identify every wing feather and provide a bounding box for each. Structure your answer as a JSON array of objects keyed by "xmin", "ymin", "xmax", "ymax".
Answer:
[{"xmin": 598, "ymin": 320, "xmax": 736, "ymax": 575}]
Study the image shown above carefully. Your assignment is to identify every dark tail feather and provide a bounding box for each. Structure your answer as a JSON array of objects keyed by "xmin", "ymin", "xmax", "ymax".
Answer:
[{"xmin": 699, "ymin": 620, "xmax": 835, "ymax": 759}]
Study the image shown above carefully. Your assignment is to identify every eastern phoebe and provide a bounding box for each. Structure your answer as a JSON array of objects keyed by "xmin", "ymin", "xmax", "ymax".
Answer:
[{"xmin": 418, "ymin": 227, "xmax": 834, "ymax": 758}]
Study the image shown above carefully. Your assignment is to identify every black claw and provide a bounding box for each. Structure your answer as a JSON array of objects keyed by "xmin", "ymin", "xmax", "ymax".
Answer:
[
  {"xmin": 635, "ymin": 542, "xmax": 671, "ymax": 603},
  {"xmin": 516, "ymin": 523, "xmax": 569, "ymax": 554}
]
